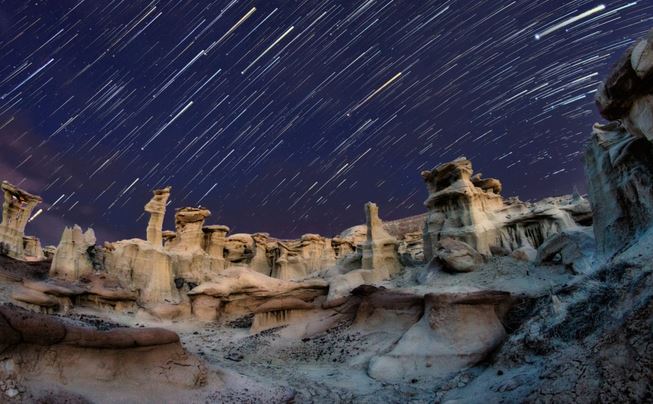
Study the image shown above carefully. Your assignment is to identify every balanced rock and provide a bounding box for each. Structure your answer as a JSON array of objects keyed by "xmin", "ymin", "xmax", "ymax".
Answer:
[{"xmin": 145, "ymin": 186, "xmax": 171, "ymax": 247}]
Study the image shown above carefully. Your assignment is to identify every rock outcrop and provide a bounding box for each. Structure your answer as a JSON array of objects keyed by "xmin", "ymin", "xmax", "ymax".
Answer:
[
  {"xmin": 49, "ymin": 225, "xmax": 97, "ymax": 281},
  {"xmin": 361, "ymin": 202, "xmax": 401, "ymax": 279},
  {"xmin": 168, "ymin": 207, "xmax": 211, "ymax": 253},
  {"xmin": 144, "ymin": 186, "xmax": 171, "ymax": 247},
  {"xmin": 202, "ymin": 224, "xmax": 230, "ymax": 270},
  {"xmin": 368, "ymin": 290, "xmax": 512, "ymax": 383},
  {"xmin": 421, "ymin": 158, "xmax": 589, "ymax": 260},
  {"xmin": 0, "ymin": 181, "xmax": 42, "ymax": 259},
  {"xmin": 587, "ymin": 30, "xmax": 653, "ymax": 257},
  {"xmin": 433, "ymin": 237, "xmax": 484, "ymax": 273}
]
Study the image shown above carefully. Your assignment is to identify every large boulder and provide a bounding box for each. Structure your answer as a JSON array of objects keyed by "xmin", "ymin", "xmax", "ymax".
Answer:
[
  {"xmin": 536, "ymin": 229, "xmax": 595, "ymax": 274},
  {"xmin": 434, "ymin": 238, "xmax": 484, "ymax": 273}
]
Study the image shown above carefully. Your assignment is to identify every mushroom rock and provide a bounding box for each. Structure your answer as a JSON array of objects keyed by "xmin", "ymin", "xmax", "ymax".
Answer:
[
  {"xmin": 250, "ymin": 233, "xmax": 272, "ymax": 276},
  {"xmin": 0, "ymin": 181, "xmax": 42, "ymax": 259},
  {"xmin": 368, "ymin": 291, "xmax": 512, "ymax": 383},
  {"xmin": 587, "ymin": 30, "xmax": 653, "ymax": 257},
  {"xmin": 167, "ymin": 207, "xmax": 211, "ymax": 253},
  {"xmin": 50, "ymin": 225, "xmax": 96, "ymax": 281},
  {"xmin": 144, "ymin": 186, "xmax": 171, "ymax": 247},
  {"xmin": 361, "ymin": 202, "xmax": 401, "ymax": 280},
  {"xmin": 0, "ymin": 304, "xmax": 210, "ymax": 401},
  {"xmin": 421, "ymin": 158, "xmax": 586, "ymax": 260}
]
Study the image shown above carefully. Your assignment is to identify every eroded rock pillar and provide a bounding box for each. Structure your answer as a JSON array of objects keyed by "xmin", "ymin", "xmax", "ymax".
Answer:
[
  {"xmin": 361, "ymin": 202, "xmax": 401, "ymax": 279},
  {"xmin": 145, "ymin": 186, "xmax": 171, "ymax": 247}
]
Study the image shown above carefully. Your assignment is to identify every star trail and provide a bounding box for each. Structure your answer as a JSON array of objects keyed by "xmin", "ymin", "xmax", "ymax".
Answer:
[{"xmin": 0, "ymin": 0, "xmax": 652, "ymax": 244}]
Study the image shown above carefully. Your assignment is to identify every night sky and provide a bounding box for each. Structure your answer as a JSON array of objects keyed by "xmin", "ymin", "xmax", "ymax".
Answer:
[{"xmin": 0, "ymin": 0, "xmax": 652, "ymax": 245}]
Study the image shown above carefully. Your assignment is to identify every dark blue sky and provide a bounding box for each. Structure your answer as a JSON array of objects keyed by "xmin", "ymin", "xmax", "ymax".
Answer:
[{"xmin": 0, "ymin": 0, "xmax": 651, "ymax": 245}]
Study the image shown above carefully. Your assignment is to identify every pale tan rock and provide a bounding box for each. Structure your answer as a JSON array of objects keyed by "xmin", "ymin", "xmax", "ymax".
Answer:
[
  {"xmin": 250, "ymin": 233, "xmax": 272, "ymax": 276},
  {"xmin": 103, "ymin": 238, "xmax": 179, "ymax": 305},
  {"xmin": 224, "ymin": 233, "xmax": 254, "ymax": 267},
  {"xmin": 11, "ymin": 285, "xmax": 59, "ymax": 308},
  {"xmin": 0, "ymin": 181, "xmax": 42, "ymax": 259},
  {"xmin": 191, "ymin": 295, "xmax": 222, "ymax": 321},
  {"xmin": 361, "ymin": 202, "xmax": 401, "ymax": 280},
  {"xmin": 167, "ymin": 207, "xmax": 211, "ymax": 253},
  {"xmin": 202, "ymin": 225, "xmax": 229, "ymax": 271},
  {"xmin": 300, "ymin": 234, "xmax": 336, "ymax": 273},
  {"xmin": 22, "ymin": 236, "xmax": 44, "ymax": 260},
  {"xmin": 144, "ymin": 187, "xmax": 171, "ymax": 247},
  {"xmin": 50, "ymin": 225, "xmax": 96, "ymax": 281},
  {"xmin": 162, "ymin": 230, "xmax": 176, "ymax": 247}
]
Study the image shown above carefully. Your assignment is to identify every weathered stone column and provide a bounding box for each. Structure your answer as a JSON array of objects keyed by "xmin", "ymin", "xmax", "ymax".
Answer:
[
  {"xmin": 202, "ymin": 224, "xmax": 229, "ymax": 271},
  {"xmin": 361, "ymin": 202, "xmax": 401, "ymax": 279},
  {"xmin": 0, "ymin": 181, "xmax": 42, "ymax": 258},
  {"xmin": 168, "ymin": 207, "xmax": 211, "ymax": 253},
  {"xmin": 144, "ymin": 187, "xmax": 171, "ymax": 247}
]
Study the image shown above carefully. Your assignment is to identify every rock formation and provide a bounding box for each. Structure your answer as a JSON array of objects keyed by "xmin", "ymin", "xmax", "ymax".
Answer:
[
  {"xmin": 421, "ymin": 158, "xmax": 590, "ymax": 261},
  {"xmin": 202, "ymin": 224, "xmax": 230, "ymax": 270},
  {"xmin": 21, "ymin": 236, "xmax": 44, "ymax": 261},
  {"xmin": 588, "ymin": 29, "xmax": 653, "ymax": 257},
  {"xmin": 168, "ymin": 207, "xmax": 211, "ymax": 253},
  {"xmin": 368, "ymin": 290, "xmax": 512, "ymax": 383},
  {"xmin": 0, "ymin": 181, "xmax": 42, "ymax": 259},
  {"xmin": 49, "ymin": 225, "xmax": 97, "ymax": 281},
  {"xmin": 361, "ymin": 202, "xmax": 401, "ymax": 279},
  {"xmin": 144, "ymin": 186, "xmax": 171, "ymax": 247}
]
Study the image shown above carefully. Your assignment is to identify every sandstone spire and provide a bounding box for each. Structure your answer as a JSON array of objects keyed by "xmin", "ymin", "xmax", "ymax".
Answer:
[
  {"xmin": 168, "ymin": 207, "xmax": 211, "ymax": 253},
  {"xmin": 144, "ymin": 187, "xmax": 171, "ymax": 247},
  {"xmin": 361, "ymin": 202, "xmax": 401, "ymax": 278}
]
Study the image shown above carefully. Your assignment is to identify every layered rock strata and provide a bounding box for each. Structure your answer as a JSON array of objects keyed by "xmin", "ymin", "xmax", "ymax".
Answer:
[
  {"xmin": 144, "ymin": 186, "xmax": 171, "ymax": 247},
  {"xmin": 421, "ymin": 158, "xmax": 590, "ymax": 261},
  {"xmin": 0, "ymin": 181, "xmax": 42, "ymax": 259},
  {"xmin": 588, "ymin": 29, "xmax": 653, "ymax": 257}
]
